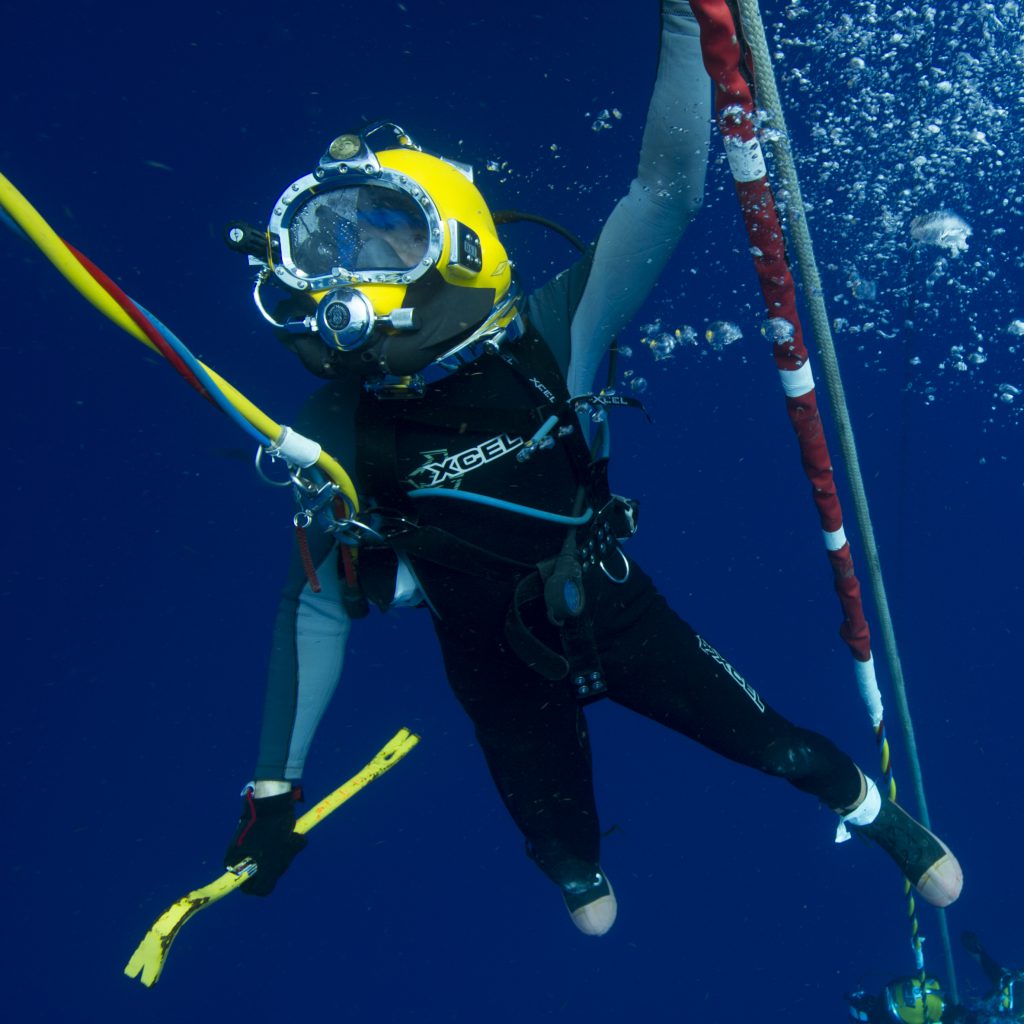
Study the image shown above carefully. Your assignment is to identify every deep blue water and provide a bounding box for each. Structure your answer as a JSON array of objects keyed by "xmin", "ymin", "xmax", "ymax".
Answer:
[{"xmin": 3, "ymin": 2, "xmax": 1022, "ymax": 1021}]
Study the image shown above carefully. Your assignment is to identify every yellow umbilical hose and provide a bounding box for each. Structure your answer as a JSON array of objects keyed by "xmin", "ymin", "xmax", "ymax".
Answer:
[{"xmin": 0, "ymin": 171, "xmax": 359, "ymax": 513}]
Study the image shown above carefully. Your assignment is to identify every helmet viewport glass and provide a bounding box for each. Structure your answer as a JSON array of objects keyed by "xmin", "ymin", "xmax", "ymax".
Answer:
[{"xmin": 288, "ymin": 185, "xmax": 430, "ymax": 279}]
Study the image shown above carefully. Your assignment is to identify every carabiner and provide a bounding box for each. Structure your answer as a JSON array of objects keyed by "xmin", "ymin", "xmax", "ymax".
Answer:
[{"xmin": 599, "ymin": 546, "xmax": 630, "ymax": 584}]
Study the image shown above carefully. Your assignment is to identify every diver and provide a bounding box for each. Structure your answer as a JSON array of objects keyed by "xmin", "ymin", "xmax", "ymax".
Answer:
[
  {"xmin": 222, "ymin": 0, "xmax": 963, "ymax": 937},
  {"xmin": 962, "ymin": 931, "xmax": 1024, "ymax": 1020},
  {"xmin": 847, "ymin": 976, "xmax": 949, "ymax": 1024},
  {"xmin": 845, "ymin": 934, "xmax": 1022, "ymax": 1022},
  {"xmin": 845, "ymin": 974, "xmax": 1003, "ymax": 1024}
]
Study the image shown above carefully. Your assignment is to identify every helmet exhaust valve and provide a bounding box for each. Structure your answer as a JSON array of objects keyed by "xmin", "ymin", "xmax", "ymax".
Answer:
[{"xmin": 315, "ymin": 287, "xmax": 376, "ymax": 351}]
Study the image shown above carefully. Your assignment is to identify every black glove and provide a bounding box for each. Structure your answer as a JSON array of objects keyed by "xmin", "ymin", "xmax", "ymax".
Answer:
[{"xmin": 224, "ymin": 787, "xmax": 308, "ymax": 897}]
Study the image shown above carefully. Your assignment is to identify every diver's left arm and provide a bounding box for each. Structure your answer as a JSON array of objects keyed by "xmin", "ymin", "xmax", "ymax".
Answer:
[
  {"xmin": 223, "ymin": 535, "xmax": 351, "ymax": 896},
  {"xmin": 223, "ymin": 383, "xmax": 358, "ymax": 895},
  {"xmin": 255, "ymin": 543, "xmax": 351, "ymax": 783},
  {"xmin": 566, "ymin": 0, "xmax": 710, "ymax": 396}
]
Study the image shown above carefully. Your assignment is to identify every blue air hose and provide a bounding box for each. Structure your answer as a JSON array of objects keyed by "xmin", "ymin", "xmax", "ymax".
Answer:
[{"xmin": 408, "ymin": 488, "xmax": 593, "ymax": 526}]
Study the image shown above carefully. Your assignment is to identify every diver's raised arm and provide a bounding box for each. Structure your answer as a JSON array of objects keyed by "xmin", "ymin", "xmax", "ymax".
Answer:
[{"xmin": 566, "ymin": 0, "xmax": 710, "ymax": 396}]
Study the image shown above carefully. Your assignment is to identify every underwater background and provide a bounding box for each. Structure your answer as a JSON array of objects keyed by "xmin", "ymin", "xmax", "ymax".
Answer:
[{"xmin": 2, "ymin": 1, "xmax": 1022, "ymax": 1021}]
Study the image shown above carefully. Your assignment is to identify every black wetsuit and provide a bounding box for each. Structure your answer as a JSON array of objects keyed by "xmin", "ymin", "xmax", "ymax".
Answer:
[
  {"xmin": 250, "ymin": 1, "xmax": 862, "ymax": 892},
  {"xmin": 256, "ymin": 265, "xmax": 862, "ymax": 890}
]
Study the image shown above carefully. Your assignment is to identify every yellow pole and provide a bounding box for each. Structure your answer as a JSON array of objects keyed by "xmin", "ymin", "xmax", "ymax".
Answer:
[{"xmin": 123, "ymin": 728, "xmax": 420, "ymax": 987}]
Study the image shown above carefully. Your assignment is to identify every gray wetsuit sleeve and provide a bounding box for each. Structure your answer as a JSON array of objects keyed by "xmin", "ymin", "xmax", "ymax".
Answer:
[
  {"xmin": 253, "ymin": 378, "xmax": 361, "ymax": 781},
  {"xmin": 566, "ymin": 0, "xmax": 710, "ymax": 397},
  {"xmin": 255, "ymin": 540, "xmax": 351, "ymax": 781}
]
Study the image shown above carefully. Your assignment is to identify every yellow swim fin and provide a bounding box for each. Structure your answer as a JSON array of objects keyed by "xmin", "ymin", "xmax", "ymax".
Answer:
[{"xmin": 124, "ymin": 727, "xmax": 420, "ymax": 987}]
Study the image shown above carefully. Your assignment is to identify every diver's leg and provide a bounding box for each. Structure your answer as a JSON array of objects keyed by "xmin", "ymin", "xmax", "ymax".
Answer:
[
  {"xmin": 591, "ymin": 560, "xmax": 961, "ymax": 906},
  {"xmin": 567, "ymin": 1, "xmax": 710, "ymax": 396},
  {"xmin": 592, "ymin": 561, "xmax": 860, "ymax": 803},
  {"xmin": 432, "ymin": 600, "xmax": 616, "ymax": 935},
  {"xmin": 961, "ymin": 932, "xmax": 1005, "ymax": 989}
]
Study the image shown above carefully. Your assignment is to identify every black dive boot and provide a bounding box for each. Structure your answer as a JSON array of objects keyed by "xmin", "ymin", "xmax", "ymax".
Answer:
[
  {"xmin": 849, "ymin": 798, "xmax": 963, "ymax": 907},
  {"xmin": 562, "ymin": 869, "xmax": 617, "ymax": 936}
]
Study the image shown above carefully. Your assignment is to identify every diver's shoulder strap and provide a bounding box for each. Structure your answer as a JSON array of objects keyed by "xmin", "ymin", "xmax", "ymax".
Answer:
[{"xmin": 353, "ymin": 327, "xmax": 578, "ymax": 511}]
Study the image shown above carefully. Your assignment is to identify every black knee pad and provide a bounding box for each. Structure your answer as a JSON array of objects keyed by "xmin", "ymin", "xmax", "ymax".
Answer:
[
  {"xmin": 761, "ymin": 732, "xmax": 859, "ymax": 807},
  {"xmin": 760, "ymin": 736, "xmax": 822, "ymax": 782}
]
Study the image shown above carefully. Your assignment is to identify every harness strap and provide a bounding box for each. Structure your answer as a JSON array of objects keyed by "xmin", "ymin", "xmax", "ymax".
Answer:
[
  {"xmin": 504, "ymin": 572, "xmax": 570, "ymax": 681},
  {"xmin": 355, "ymin": 328, "xmax": 599, "ymax": 513},
  {"xmin": 383, "ymin": 522, "xmax": 535, "ymax": 583},
  {"xmin": 348, "ymin": 328, "xmax": 634, "ymax": 688},
  {"xmin": 503, "ymin": 561, "xmax": 610, "ymax": 702}
]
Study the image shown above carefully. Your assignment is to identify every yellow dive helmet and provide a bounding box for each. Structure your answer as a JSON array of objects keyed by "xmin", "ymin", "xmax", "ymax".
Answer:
[
  {"xmin": 232, "ymin": 122, "xmax": 520, "ymax": 381},
  {"xmin": 884, "ymin": 977, "xmax": 945, "ymax": 1024}
]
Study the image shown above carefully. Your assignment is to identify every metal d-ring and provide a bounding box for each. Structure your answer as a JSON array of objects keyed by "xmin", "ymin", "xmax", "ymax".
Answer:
[
  {"xmin": 327, "ymin": 517, "xmax": 390, "ymax": 545},
  {"xmin": 599, "ymin": 545, "xmax": 630, "ymax": 584},
  {"xmin": 254, "ymin": 444, "xmax": 294, "ymax": 487}
]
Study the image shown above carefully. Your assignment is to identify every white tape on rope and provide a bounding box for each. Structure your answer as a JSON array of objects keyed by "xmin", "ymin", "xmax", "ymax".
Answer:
[
  {"xmin": 777, "ymin": 361, "xmax": 815, "ymax": 397},
  {"xmin": 854, "ymin": 655, "xmax": 884, "ymax": 728},
  {"xmin": 724, "ymin": 136, "xmax": 767, "ymax": 182},
  {"xmin": 823, "ymin": 525, "xmax": 848, "ymax": 552}
]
